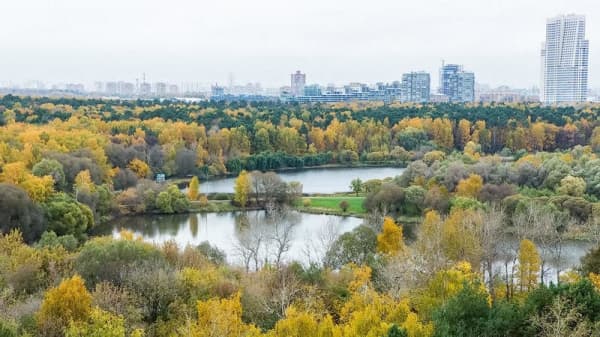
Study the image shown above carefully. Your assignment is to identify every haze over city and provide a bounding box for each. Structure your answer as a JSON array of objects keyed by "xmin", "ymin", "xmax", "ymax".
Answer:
[{"xmin": 1, "ymin": 0, "xmax": 599, "ymax": 89}]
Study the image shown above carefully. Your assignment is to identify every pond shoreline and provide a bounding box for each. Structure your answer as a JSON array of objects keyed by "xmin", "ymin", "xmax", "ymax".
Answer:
[{"xmin": 170, "ymin": 162, "xmax": 407, "ymax": 185}]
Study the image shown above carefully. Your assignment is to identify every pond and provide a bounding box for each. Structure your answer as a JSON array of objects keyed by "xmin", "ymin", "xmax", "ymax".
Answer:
[
  {"xmin": 96, "ymin": 211, "xmax": 363, "ymax": 266},
  {"xmin": 194, "ymin": 166, "xmax": 405, "ymax": 194},
  {"xmin": 96, "ymin": 210, "xmax": 596, "ymax": 279}
]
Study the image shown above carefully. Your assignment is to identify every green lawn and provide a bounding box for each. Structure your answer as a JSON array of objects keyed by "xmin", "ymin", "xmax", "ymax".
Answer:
[{"xmin": 306, "ymin": 196, "xmax": 366, "ymax": 214}]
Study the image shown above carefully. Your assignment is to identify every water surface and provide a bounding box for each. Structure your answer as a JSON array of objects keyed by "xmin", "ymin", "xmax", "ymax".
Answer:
[
  {"xmin": 196, "ymin": 166, "xmax": 405, "ymax": 194},
  {"xmin": 98, "ymin": 211, "xmax": 363, "ymax": 266}
]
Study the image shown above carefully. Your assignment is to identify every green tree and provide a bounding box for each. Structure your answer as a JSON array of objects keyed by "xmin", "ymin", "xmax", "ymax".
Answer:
[
  {"xmin": 32, "ymin": 158, "xmax": 66, "ymax": 190},
  {"xmin": 350, "ymin": 178, "xmax": 363, "ymax": 196},
  {"xmin": 44, "ymin": 193, "xmax": 94, "ymax": 240},
  {"xmin": 75, "ymin": 237, "xmax": 164, "ymax": 286},
  {"xmin": 432, "ymin": 283, "xmax": 490, "ymax": 337},
  {"xmin": 386, "ymin": 325, "xmax": 408, "ymax": 337}
]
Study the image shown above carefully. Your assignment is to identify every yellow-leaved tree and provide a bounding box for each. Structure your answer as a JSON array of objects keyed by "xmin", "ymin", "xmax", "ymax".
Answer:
[
  {"xmin": 127, "ymin": 158, "xmax": 151, "ymax": 179},
  {"xmin": 377, "ymin": 217, "xmax": 405, "ymax": 256},
  {"xmin": 234, "ymin": 170, "xmax": 251, "ymax": 207},
  {"xmin": 65, "ymin": 307, "xmax": 144, "ymax": 337},
  {"xmin": 518, "ymin": 239, "xmax": 541, "ymax": 293},
  {"xmin": 37, "ymin": 275, "xmax": 93, "ymax": 337},
  {"xmin": 188, "ymin": 176, "xmax": 200, "ymax": 200},
  {"xmin": 455, "ymin": 174, "xmax": 483, "ymax": 198},
  {"xmin": 193, "ymin": 292, "xmax": 260, "ymax": 337}
]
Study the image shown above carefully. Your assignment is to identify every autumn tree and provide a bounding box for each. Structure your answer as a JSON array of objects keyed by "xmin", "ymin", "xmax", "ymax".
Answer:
[
  {"xmin": 188, "ymin": 176, "xmax": 200, "ymax": 200},
  {"xmin": 193, "ymin": 292, "xmax": 259, "ymax": 337},
  {"xmin": 65, "ymin": 308, "xmax": 142, "ymax": 337},
  {"xmin": 127, "ymin": 158, "xmax": 151, "ymax": 179},
  {"xmin": 377, "ymin": 217, "xmax": 405, "ymax": 256},
  {"xmin": 557, "ymin": 175, "xmax": 586, "ymax": 197},
  {"xmin": 518, "ymin": 239, "xmax": 541, "ymax": 292},
  {"xmin": 234, "ymin": 170, "xmax": 251, "ymax": 207},
  {"xmin": 455, "ymin": 174, "xmax": 483, "ymax": 198},
  {"xmin": 37, "ymin": 275, "xmax": 92, "ymax": 337}
]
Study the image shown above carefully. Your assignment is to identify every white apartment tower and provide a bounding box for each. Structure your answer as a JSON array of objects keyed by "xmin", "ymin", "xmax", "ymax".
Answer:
[
  {"xmin": 541, "ymin": 14, "xmax": 589, "ymax": 104},
  {"xmin": 290, "ymin": 71, "xmax": 306, "ymax": 96}
]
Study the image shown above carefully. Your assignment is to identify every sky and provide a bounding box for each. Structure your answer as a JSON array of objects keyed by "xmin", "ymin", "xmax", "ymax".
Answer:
[{"xmin": 0, "ymin": 0, "xmax": 598, "ymax": 89}]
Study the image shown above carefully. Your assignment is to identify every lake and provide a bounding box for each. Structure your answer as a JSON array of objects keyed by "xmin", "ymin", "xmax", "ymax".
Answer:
[
  {"xmin": 97, "ymin": 211, "xmax": 363, "ymax": 267},
  {"xmin": 194, "ymin": 166, "xmax": 405, "ymax": 194}
]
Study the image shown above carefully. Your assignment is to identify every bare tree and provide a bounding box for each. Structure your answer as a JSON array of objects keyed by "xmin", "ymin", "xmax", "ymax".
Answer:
[
  {"xmin": 267, "ymin": 206, "xmax": 297, "ymax": 269},
  {"xmin": 513, "ymin": 202, "xmax": 570, "ymax": 284},
  {"xmin": 477, "ymin": 206, "xmax": 506, "ymax": 301},
  {"xmin": 530, "ymin": 296, "xmax": 590, "ymax": 337},
  {"xmin": 234, "ymin": 213, "xmax": 267, "ymax": 272},
  {"xmin": 303, "ymin": 217, "xmax": 341, "ymax": 267}
]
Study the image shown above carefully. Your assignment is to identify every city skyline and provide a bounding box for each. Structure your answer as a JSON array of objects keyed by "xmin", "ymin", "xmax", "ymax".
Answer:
[{"xmin": 1, "ymin": 0, "xmax": 598, "ymax": 89}]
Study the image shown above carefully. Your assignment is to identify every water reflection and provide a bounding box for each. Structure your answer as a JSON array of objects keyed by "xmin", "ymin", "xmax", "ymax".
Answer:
[{"xmin": 97, "ymin": 211, "xmax": 363, "ymax": 267}]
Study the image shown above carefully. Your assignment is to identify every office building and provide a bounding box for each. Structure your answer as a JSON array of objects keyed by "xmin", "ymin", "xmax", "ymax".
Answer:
[
  {"xmin": 401, "ymin": 72, "xmax": 430, "ymax": 102},
  {"xmin": 541, "ymin": 14, "xmax": 589, "ymax": 104},
  {"xmin": 439, "ymin": 63, "xmax": 475, "ymax": 102},
  {"xmin": 290, "ymin": 70, "xmax": 306, "ymax": 96}
]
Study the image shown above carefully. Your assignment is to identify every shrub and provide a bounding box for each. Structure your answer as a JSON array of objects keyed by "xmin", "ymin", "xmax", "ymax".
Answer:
[{"xmin": 339, "ymin": 200, "xmax": 350, "ymax": 212}]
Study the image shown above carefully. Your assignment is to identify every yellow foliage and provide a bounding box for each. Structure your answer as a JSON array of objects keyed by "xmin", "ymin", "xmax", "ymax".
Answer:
[
  {"xmin": 377, "ymin": 217, "xmax": 405, "ymax": 256},
  {"xmin": 455, "ymin": 174, "xmax": 483, "ymax": 198},
  {"xmin": 234, "ymin": 170, "xmax": 251, "ymax": 207},
  {"xmin": 188, "ymin": 176, "xmax": 200, "ymax": 200},
  {"xmin": 589, "ymin": 273, "xmax": 600, "ymax": 291},
  {"xmin": 413, "ymin": 261, "xmax": 485, "ymax": 319},
  {"xmin": 37, "ymin": 275, "xmax": 93, "ymax": 334},
  {"xmin": 127, "ymin": 158, "xmax": 151, "ymax": 178},
  {"xmin": 194, "ymin": 292, "xmax": 259, "ymax": 337},
  {"xmin": 271, "ymin": 306, "xmax": 318, "ymax": 337},
  {"xmin": 518, "ymin": 239, "xmax": 541, "ymax": 292}
]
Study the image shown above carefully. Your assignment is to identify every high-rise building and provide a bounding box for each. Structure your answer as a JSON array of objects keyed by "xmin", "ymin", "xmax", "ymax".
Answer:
[
  {"xmin": 154, "ymin": 82, "xmax": 167, "ymax": 96},
  {"xmin": 290, "ymin": 70, "xmax": 306, "ymax": 96},
  {"xmin": 439, "ymin": 63, "xmax": 475, "ymax": 102},
  {"xmin": 401, "ymin": 71, "xmax": 430, "ymax": 102},
  {"xmin": 540, "ymin": 14, "xmax": 589, "ymax": 104}
]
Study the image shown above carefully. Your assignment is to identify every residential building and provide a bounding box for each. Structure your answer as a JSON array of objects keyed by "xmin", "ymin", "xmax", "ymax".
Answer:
[
  {"xmin": 439, "ymin": 63, "xmax": 475, "ymax": 102},
  {"xmin": 290, "ymin": 70, "xmax": 306, "ymax": 96},
  {"xmin": 540, "ymin": 14, "xmax": 589, "ymax": 104},
  {"xmin": 401, "ymin": 71, "xmax": 430, "ymax": 102}
]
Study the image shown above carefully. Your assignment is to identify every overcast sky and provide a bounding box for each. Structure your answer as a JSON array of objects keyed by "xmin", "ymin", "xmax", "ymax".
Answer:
[{"xmin": 0, "ymin": 0, "xmax": 598, "ymax": 89}]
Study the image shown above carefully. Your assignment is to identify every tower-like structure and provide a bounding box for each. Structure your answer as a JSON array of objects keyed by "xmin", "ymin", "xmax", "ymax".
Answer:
[
  {"xmin": 290, "ymin": 70, "xmax": 306, "ymax": 96},
  {"xmin": 401, "ymin": 72, "xmax": 430, "ymax": 102},
  {"xmin": 541, "ymin": 14, "xmax": 589, "ymax": 104},
  {"xmin": 439, "ymin": 63, "xmax": 475, "ymax": 102}
]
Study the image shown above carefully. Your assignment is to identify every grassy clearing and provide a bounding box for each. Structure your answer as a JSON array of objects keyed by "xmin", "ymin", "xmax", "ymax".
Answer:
[{"xmin": 296, "ymin": 196, "xmax": 366, "ymax": 216}]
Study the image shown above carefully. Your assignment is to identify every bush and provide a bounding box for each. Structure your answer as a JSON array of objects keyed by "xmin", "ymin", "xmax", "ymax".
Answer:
[
  {"xmin": 339, "ymin": 200, "xmax": 350, "ymax": 212},
  {"xmin": 75, "ymin": 237, "xmax": 164, "ymax": 286},
  {"xmin": 211, "ymin": 193, "xmax": 230, "ymax": 201},
  {"xmin": 302, "ymin": 198, "xmax": 311, "ymax": 207}
]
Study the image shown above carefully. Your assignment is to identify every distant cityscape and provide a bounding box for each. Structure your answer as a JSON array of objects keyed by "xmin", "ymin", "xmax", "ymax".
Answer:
[{"xmin": 0, "ymin": 14, "xmax": 597, "ymax": 104}]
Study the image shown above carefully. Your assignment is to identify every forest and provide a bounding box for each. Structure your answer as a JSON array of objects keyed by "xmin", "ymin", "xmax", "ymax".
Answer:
[{"xmin": 3, "ymin": 96, "xmax": 600, "ymax": 336}]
